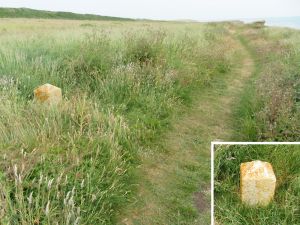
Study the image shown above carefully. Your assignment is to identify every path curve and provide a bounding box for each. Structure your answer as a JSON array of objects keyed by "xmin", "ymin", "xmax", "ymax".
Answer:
[{"xmin": 120, "ymin": 33, "xmax": 255, "ymax": 225}]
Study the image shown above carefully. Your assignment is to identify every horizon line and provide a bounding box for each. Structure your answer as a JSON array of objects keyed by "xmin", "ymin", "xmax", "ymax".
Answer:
[{"xmin": 1, "ymin": 6, "xmax": 300, "ymax": 22}]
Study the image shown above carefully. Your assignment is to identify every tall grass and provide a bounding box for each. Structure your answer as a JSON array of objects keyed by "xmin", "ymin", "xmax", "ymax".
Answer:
[
  {"xmin": 235, "ymin": 26, "xmax": 300, "ymax": 141},
  {"xmin": 216, "ymin": 25, "xmax": 300, "ymax": 225},
  {"xmin": 0, "ymin": 22, "xmax": 233, "ymax": 223}
]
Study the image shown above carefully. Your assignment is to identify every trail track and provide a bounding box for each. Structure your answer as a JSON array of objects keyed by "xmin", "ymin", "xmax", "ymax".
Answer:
[{"xmin": 120, "ymin": 33, "xmax": 255, "ymax": 225}]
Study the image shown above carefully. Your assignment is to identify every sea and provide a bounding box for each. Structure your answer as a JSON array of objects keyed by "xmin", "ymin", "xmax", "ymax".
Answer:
[{"xmin": 243, "ymin": 17, "xmax": 300, "ymax": 30}]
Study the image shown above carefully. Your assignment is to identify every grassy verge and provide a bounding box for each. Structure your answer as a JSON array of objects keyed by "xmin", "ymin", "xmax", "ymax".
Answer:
[
  {"xmin": 214, "ymin": 144, "xmax": 300, "ymax": 225},
  {"xmin": 234, "ymin": 25, "xmax": 300, "ymax": 141},
  {"xmin": 215, "ymin": 24, "xmax": 300, "ymax": 225}
]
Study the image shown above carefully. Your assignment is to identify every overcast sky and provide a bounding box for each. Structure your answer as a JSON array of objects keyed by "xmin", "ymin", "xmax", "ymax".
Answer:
[{"xmin": 0, "ymin": 0, "xmax": 299, "ymax": 21}]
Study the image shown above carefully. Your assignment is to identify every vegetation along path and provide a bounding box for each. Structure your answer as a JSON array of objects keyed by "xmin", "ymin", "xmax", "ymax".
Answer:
[{"xmin": 120, "ymin": 31, "xmax": 255, "ymax": 225}]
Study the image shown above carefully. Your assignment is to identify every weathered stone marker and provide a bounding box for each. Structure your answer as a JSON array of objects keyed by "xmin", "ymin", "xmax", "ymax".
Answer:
[
  {"xmin": 34, "ymin": 83, "xmax": 62, "ymax": 105},
  {"xmin": 240, "ymin": 160, "xmax": 276, "ymax": 206}
]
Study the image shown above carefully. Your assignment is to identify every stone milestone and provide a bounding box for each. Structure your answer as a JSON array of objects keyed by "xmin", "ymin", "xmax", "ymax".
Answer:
[
  {"xmin": 34, "ymin": 83, "xmax": 62, "ymax": 105},
  {"xmin": 240, "ymin": 160, "xmax": 276, "ymax": 206}
]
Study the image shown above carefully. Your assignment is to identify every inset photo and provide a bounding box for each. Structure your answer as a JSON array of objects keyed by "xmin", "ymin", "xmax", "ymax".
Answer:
[{"xmin": 212, "ymin": 143, "xmax": 300, "ymax": 225}]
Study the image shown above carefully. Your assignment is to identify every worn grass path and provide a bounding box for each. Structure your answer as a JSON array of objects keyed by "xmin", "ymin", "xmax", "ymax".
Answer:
[{"xmin": 119, "ymin": 32, "xmax": 255, "ymax": 225}]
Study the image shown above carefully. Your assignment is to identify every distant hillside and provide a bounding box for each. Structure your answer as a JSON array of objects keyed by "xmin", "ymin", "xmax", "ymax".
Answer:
[{"xmin": 0, "ymin": 7, "xmax": 133, "ymax": 21}]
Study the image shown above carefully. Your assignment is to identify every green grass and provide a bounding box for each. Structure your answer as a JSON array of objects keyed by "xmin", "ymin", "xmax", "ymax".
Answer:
[
  {"xmin": 0, "ymin": 20, "xmax": 234, "ymax": 224},
  {"xmin": 118, "ymin": 23, "xmax": 256, "ymax": 225},
  {"xmin": 216, "ymin": 25, "xmax": 300, "ymax": 225},
  {"xmin": 0, "ymin": 7, "xmax": 132, "ymax": 21},
  {"xmin": 234, "ymin": 25, "xmax": 300, "ymax": 141},
  {"xmin": 1, "ymin": 17, "xmax": 299, "ymax": 224},
  {"xmin": 214, "ymin": 145, "xmax": 300, "ymax": 225},
  {"xmin": 232, "ymin": 33, "xmax": 263, "ymax": 141}
]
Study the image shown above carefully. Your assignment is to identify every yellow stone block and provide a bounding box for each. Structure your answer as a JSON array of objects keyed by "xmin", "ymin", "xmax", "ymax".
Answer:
[
  {"xmin": 240, "ymin": 160, "xmax": 276, "ymax": 206},
  {"xmin": 34, "ymin": 83, "xmax": 62, "ymax": 105}
]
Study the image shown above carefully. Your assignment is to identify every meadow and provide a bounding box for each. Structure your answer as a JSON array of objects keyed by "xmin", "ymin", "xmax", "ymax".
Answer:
[
  {"xmin": 0, "ymin": 14, "xmax": 299, "ymax": 225},
  {"xmin": 0, "ymin": 18, "xmax": 234, "ymax": 224}
]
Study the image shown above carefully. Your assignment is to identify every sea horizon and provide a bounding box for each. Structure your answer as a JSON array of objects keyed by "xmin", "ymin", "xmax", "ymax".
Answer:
[{"xmin": 242, "ymin": 16, "xmax": 300, "ymax": 29}]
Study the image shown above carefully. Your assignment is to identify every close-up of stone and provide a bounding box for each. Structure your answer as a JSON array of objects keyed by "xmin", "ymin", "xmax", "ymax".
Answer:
[
  {"xmin": 240, "ymin": 160, "xmax": 276, "ymax": 206},
  {"xmin": 34, "ymin": 83, "xmax": 62, "ymax": 105}
]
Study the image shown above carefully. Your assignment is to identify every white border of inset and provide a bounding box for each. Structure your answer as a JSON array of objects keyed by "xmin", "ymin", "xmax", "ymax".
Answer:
[{"xmin": 210, "ymin": 141, "xmax": 300, "ymax": 225}]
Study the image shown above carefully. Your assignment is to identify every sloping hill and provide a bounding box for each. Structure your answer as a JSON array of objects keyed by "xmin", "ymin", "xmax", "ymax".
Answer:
[{"xmin": 0, "ymin": 7, "xmax": 133, "ymax": 21}]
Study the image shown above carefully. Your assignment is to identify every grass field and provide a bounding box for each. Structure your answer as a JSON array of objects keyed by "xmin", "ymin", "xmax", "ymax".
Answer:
[
  {"xmin": 0, "ymin": 18, "xmax": 235, "ymax": 224},
  {"xmin": 214, "ymin": 144, "xmax": 300, "ymax": 225},
  {"xmin": 0, "ymin": 9, "xmax": 299, "ymax": 224}
]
